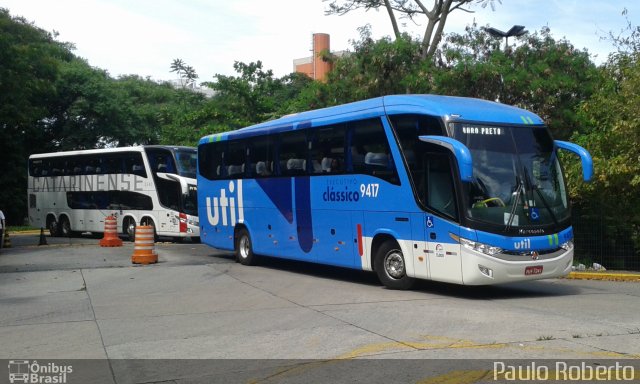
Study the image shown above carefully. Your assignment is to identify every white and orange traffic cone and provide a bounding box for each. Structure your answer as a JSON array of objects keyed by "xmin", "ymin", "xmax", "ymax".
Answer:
[
  {"xmin": 100, "ymin": 215, "xmax": 123, "ymax": 247},
  {"xmin": 131, "ymin": 225, "xmax": 157, "ymax": 264}
]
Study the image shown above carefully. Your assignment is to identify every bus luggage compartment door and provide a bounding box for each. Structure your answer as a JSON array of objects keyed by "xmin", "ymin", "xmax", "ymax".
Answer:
[{"xmin": 425, "ymin": 216, "xmax": 462, "ymax": 284}]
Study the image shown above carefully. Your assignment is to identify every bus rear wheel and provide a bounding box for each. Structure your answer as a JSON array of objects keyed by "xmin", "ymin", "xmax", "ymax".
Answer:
[
  {"xmin": 48, "ymin": 216, "xmax": 60, "ymax": 237},
  {"xmin": 235, "ymin": 228, "xmax": 257, "ymax": 266},
  {"xmin": 375, "ymin": 240, "xmax": 415, "ymax": 290},
  {"xmin": 60, "ymin": 216, "xmax": 72, "ymax": 237}
]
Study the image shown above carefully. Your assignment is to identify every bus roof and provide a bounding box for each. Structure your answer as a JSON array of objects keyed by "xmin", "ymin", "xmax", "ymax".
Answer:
[
  {"xmin": 198, "ymin": 94, "xmax": 544, "ymax": 145},
  {"xmin": 29, "ymin": 145, "xmax": 196, "ymax": 159}
]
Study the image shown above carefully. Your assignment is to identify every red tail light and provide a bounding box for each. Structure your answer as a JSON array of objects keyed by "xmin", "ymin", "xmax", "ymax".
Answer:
[{"xmin": 179, "ymin": 212, "xmax": 187, "ymax": 233}]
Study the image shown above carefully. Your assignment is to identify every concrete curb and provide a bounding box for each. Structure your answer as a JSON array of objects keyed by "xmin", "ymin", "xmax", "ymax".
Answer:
[
  {"xmin": 566, "ymin": 271, "xmax": 640, "ymax": 282},
  {"xmin": 7, "ymin": 230, "xmax": 42, "ymax": 236}
]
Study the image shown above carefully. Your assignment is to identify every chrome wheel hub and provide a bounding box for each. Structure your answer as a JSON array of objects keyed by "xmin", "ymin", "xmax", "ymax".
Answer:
[
  {"xmin": 239, "ymin": 236, "xmax": 250, "ymax": 259},
  {"xmin": 384, "ymin": 251, "xmax": 405, "ymax": 279}
]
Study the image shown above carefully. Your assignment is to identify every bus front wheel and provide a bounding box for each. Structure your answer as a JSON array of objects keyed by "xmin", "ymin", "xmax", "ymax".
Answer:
[
  {"xmin": 235, "ymin": 228, "xmax": 257, "ymax": 266},
  {"xmin": 140, "ymin": 217, "xmax": 158, "ymax": 242},
  {"xmin": 124, "ymin": 217, "xmax": 136, "ymax": 242},
  {"xmin": 375, "ymin": 240, "xmax": 415, "ymax": 290}
]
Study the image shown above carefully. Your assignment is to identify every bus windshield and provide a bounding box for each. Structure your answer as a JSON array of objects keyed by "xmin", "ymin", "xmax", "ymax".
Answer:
[
  {"xmin": 452, "ymin": 123, "xmax": 569, "ymax": 229},
  {"xmin": 175, "ymin": 149, "xmax": 197, "ymax": 179}
]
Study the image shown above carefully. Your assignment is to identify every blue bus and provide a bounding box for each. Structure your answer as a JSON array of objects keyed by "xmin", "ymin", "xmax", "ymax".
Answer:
[{"xmin": 197, "ymin": 95, "xmax": 592, "ymax": 289}]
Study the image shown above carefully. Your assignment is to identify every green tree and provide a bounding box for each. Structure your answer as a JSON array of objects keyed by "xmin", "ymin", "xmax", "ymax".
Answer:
[
  {"xmin": 324, "ymin": 0, "xmax": 497, "ymax": 59},
  {"xmin": 115, "ymin": 74, "xmax": 206, "ymax": 146},
  {"xmin": 567, "ymin": 18, "xmax": 640, "ymax": 266},
  {"xmin": 322, "ymin": 26, "xmax": 424, "ymax": 103},
  {"xmin": 201, "ymin": 61, "xmax": 313, "ymax": 130},
  {"xmin": 0, "ymin": 9, "xmax": 211, "ymax": 223},
  {"xmin": 0, "ymin": 8, "xmax": 73, "ymax": 224},
  {"xmin": 170, "ymin": 58, "xmax": 199, "ymax": 88},
  {"xmin": 435, "ymin": 23, "xmax": 598, "ymax": 139}
]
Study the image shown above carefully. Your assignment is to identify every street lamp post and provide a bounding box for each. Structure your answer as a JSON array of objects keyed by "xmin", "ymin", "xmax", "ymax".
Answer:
[{"xmin": 484, "ymin": 25, "xmax": 528, "ymax": 50}]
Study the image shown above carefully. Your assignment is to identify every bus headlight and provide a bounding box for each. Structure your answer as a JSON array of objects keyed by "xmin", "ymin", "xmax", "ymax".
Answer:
[{"xmin": 457, "ymin": 237, "xmax": 502, "ymax": 256}]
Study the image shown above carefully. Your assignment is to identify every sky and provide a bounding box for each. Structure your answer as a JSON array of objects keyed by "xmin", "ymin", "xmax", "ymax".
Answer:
[{"xmin": 1, "ymin": 0, "xmax": 638, "ymax": 83}]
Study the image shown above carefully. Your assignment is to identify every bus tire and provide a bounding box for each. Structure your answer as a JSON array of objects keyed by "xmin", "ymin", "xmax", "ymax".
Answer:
[
  {"xmin": 48, "ymin": 216, "xmax": 60, "ymax": 237},
  {"xmin": 235, "ymin": 228, "xmax": 257, "ymax": 266},
  {"xmin": 374, "ymin": 240, "xmax": 415, "ymax": 290},
  {"xmin": 124, "ymin": 217, "xmax": 136, "ymax": 242},
  {"xmin": 60, "ymin": 216, "xmax": 73, "ymax": 237}
]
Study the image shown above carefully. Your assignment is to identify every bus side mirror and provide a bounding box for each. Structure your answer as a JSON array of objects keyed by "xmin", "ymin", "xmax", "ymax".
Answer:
[
  {"xmin": 419, "ymin": 136, "xmax": 473, "ymax": 182},
  {"xmin": 157, "ymin": 172, "xmax": 190, "ymax": 194},
  {"xmin": 554, "ymin": 140, "xmax": 593, "ymax": 182}
]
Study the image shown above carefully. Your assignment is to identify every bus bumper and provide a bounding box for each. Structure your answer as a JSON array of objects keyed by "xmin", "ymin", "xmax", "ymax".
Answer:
[{"xmin": 460, "ymin": 246, "xmax": 574, "ymax": 285}]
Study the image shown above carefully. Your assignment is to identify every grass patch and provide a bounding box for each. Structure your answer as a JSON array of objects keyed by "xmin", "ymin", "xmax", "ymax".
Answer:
[
  {"xmin": 6, "ymin": 225, "xmax": 39, "ymax": 232},
  {"xmin": 536, "ymin": 335, "xmax": 555, "ymax": 341}
]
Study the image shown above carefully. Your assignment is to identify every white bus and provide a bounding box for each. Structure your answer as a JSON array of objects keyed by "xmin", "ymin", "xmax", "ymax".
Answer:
[{"xmin": 28, "ymin": 145, "xmax": 199, "ymax": 241}]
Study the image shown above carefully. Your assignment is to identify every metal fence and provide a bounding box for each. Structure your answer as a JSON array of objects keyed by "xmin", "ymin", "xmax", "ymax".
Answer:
[{"xmin": 572, "ymin": 206, "xmax": 639, "ymax": 271}]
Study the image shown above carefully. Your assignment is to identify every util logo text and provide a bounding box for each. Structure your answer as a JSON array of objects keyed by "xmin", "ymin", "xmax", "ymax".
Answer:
[
  {"xmin": 514, "ymin": 238, "xmax": 531, "ymax": 250},
  {"xmin": 206, "ymin": 180, "xmax": 245, "ymax": 226}
]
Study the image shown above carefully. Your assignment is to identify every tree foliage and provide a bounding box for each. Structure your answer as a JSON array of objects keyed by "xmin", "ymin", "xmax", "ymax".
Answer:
[
  {"xmin": 0, "ymin": 8, "xmax": 73, "ymax": 224},
  {"xmin": 201, "ymin": 61, "xmax": 313, "ymax": 128},
  {"xmin": 311, "ymin": 23, "xmax": 598, "ymax": 142},
  {"xmin": 0, "ymin": 8, "xmax": 207, "ymax": 223},
  {"xmin": 170, "ymin": 58, "xmax": 199, "ymax": 88},
  {"xmin": 323, "ymin": 26, "xmax": 425, "ymax": 103},
  {"xmin": 437, "ymin": 23, "xmax": 598, "ymax": 139},
  {"xmin": 324, "ymin": 0, "xmax": 497, "ymax": 58},
  {"xmin": 566, "ymin": 18, "xmax": 640, "ymax": 263}
]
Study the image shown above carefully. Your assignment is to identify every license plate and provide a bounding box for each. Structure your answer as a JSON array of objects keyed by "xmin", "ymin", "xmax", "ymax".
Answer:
[{"xmin": 525, "ymin": 266, "xmax": 543, "ymax": 275}]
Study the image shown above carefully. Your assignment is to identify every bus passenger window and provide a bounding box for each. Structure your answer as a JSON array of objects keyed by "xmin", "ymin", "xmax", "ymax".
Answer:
[
  {"xmin": 350, "ymin": 119, "xmax": 398, "ymax": 184},
  {"xmin": 249, "ymin": 137, "xmax": 274, "ymax": 178},
  {"xmin": 198, "ymin": 142, "xmax": 223, "ymax": 180},
  {"xmin": 311, "ymin": 124, "xmax": 345, "ymax": 175},
  {"xmin": 278, "ymin": 131, "xmax": 308, "ymax": 176},
  {"xmin": 226, "ymin": 140, "xmax": 247, "ymax": 178}
]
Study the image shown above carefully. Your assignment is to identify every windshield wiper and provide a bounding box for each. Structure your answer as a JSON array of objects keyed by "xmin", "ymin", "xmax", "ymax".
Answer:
[{"xmin": 505, "ymin": 176, "xmax": 523, "ymax": 231}]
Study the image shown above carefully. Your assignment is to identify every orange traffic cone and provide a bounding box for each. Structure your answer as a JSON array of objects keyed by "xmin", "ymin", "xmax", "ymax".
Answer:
[
  {"xmin": 131, "ymin": 225, "xmax": 157, "ymax": 264},
  {"xmin": 100, "ymin": 215, "xmax": 123, "ymax": 247}
]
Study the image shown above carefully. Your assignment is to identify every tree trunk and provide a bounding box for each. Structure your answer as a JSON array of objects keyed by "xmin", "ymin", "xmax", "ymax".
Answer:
[
  {"xmin": 424, "ymin": 0, "xmax": 452, "ymax": 59},
  {"xmin": 383, "ymin": 0, "xmax": 401, "ymax": 39}
]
